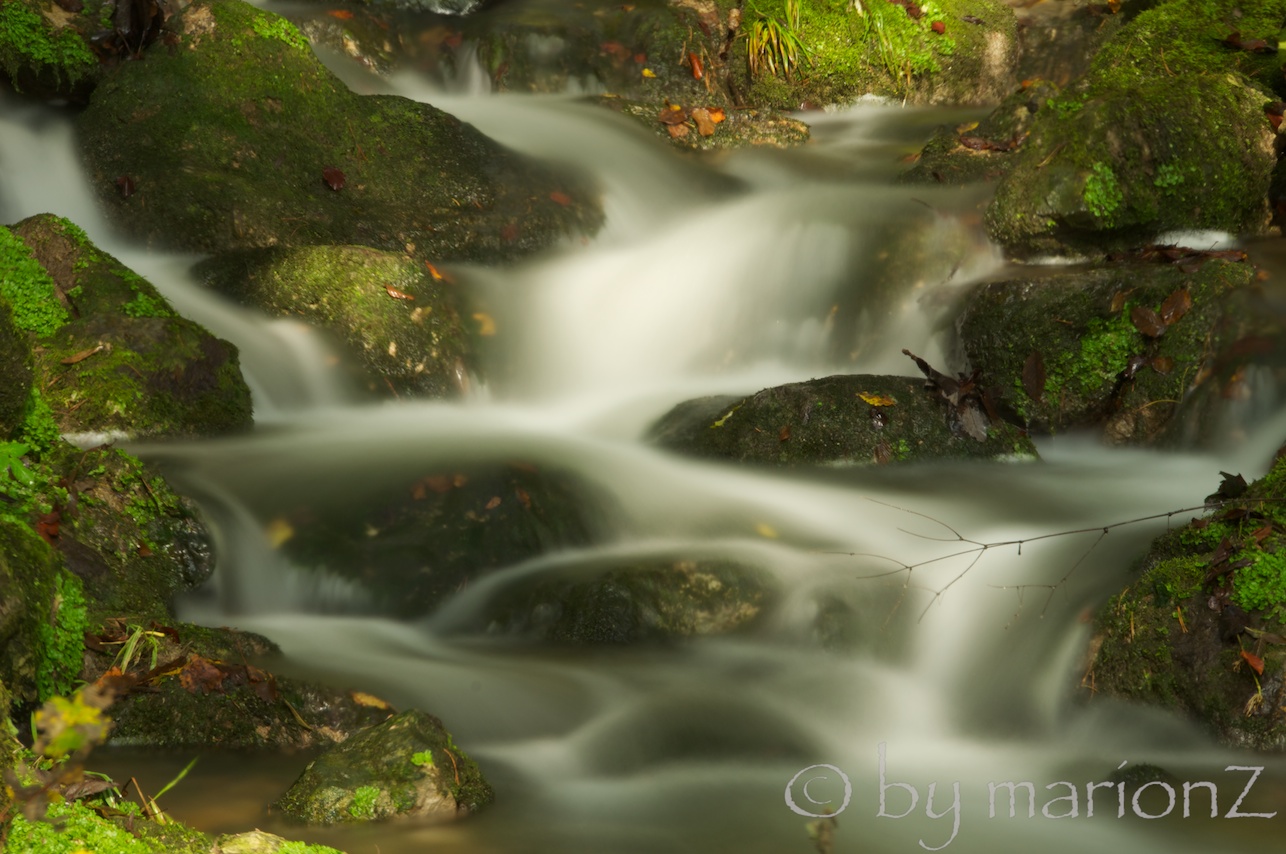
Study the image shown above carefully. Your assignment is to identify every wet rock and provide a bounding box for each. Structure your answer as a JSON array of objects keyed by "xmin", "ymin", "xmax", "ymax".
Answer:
[
  {"xmin": 76, "ymin": 0, "xmax": 601, "ymax": 263},
  {"xmin": 194, "ymin": 245, "xmax": 474, "ymax": 399},
  {"xmin": 901, "ymin": 80, "xmax": 1059, "ymax": 186},
  {"xmin": 282, "ymin": 462, "xmax": 611, "ymax": 617},
  {"xmin": 101, "ymin": 624, "xmax": 396, "ymax": 750},
  {"xmin": 477, "ymin": 556, "xmax": 773, "ymax": 645},
  {"xmin": 984, "ymin": 0, "xmax": 1281, "ymax": 258},
  {"xmin": 215, "ymin": 830, "xmax": 344, "ymax": 854},
  {"xmin": 0, "ymin": 517, "xmax": 79, "ymax": 706},
  {"xmin": 726, "ymin": 0, "xmax": 1018, "ymax": 110},
  {"xmin": 0, "ymin": 301, "xmax": 33, "ymax": 438},
  {"xmin": 274, "ymin": 709, "xmax": 493, "ymax": 823},
  {"xmin": 955, "ymin": 257, "xmax": 1277, "ymax": 445},
  {"xmin": 648, "ymin": 373, "xmax": 1037, "ymax": 466},
  {"xmin": 6, "ymin": 214, "xmax": 253, "ymax": 440},
  {"xmin": 1088, "ymin": 457, "xmax": 1286, "ymax": 750},
  {"xmin": 596, "ymin": 96, "xmax": 809, "ymax": 151},
  {"xmin": 1010, "ymin": 0, "xmax": 1138, "ymax": 87}
]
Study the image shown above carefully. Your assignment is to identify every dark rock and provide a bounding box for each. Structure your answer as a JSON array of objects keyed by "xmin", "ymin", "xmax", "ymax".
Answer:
[
  {"xmin": 282, "ymin": 462, "xmax": 612, "ymax": 617},
  {"xmin": 0, "ymin": 302, "xmax": 33, "ymax": 439},
  {"xmin": 955, "ymin": 257, "xmax": 1279, "ymax": 445},
  {"xmin": 649, "ymin": 374, "xmax": 1037, "ymax": 466},
  {"xmin": 76, "ymin": 0, "xmax": 601, "ymax": 263},
  {"xmin": 274, "ymin": 709, "xmax": 493, "ymax": 823},
  {"xmin": 476, "ymin": 556, "xmax": 773, "ymax": 645},
  {"xmin": 194, "ymin": 245, "xmax": 474, "ymax": 399}
]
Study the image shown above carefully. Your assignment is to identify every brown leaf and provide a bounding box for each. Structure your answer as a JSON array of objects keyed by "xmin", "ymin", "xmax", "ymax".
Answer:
[
  {"xmin": 778, "ymin": 425, "xmax": 791, "ymax": 442},
  {"xmin": 688, "ymin": 51, "xmax": 703, "ymax": 79},
  {"xmin": 931, "ymin": 20, "xmax": 945, "ymax": 34},
  {"xmin": 1251, "ymin": 522, "xmax": 1273, "ymax": 545},
  {"xmin": 1109, "ymin": 291, "xmax": 1127, "ymax": 313},
  {"xmin": 322, "ymin": 166, "xmax": 346, "ymax": 191},
  {"xmin": 1159, "ymin": 288, "xmax": 1192, "ymax": 325},
  {"xmin": 1150, "ymin": 356, "xmax": 1175, "ymax": 374},
  {"xmin": 666, "ymin": 122, "xmax": 690, "ymax": 139},
  {"xmin": 691, "ymin": 107, "xmax": 716, "ymax": 137},
  {"xmin": 658, "ymin": 105, "xmax": 688, "ymax": 125},
  {"xmin": 1022, "ymin": 350, "xmax": 1045, "ymax": 401},
  {"xmin": 485, "ymin": 496, "xmax": 502, "ymax": 510},
  {"xmin": 1240, "ymin": 649, "xmax": 1265, "ymax": 675},
  {"xmin": 179, "ymin": 654, "xmax": 225, "ymax": 695},
  {"xmin": 385, "ymin": 285, "xmax": 414, "ymax": 300},
  {"xmin": 1130, "ymin": 305, "xmax": 1167, "ymax": 338},
  {"xmin": 1266, "ymin": 101, "xmax": 1285, "ymax": 131}
]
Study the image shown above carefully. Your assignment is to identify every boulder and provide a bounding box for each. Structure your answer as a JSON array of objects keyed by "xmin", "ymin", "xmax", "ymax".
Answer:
[
  {"xmin": 649, "ymin": 372, "xmax": 1037, "ymax": 466},
  {"xmin": 76, "ymin": 0, "xmax": 601, "ymax": 262},
  {"xmin": 274, "ymin": 709, "xmax": 493, "ymax": 823}
]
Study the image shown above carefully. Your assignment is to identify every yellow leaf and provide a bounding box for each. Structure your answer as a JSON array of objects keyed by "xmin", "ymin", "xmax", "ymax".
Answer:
[
  {"xmin": 859, "ymin": 392, "xmax": 897, "ymax": 406},
  {"xmin": 642, "ymin": 68, "xmax": 656, "ymax": 78},
  {"xmin": 755, "ymin": 522, "xmax": 779, "ymax": 539},
  {"xmin": 473, "ymin": 312, "xmax": 497, "ymax": 336},
  {"xmin": 265, "ymin": 517, "xmax": 294, "ymax": 549},
  {"xmin": 350, "ymin": 691, "xmax": 392, "ymax": 710}
]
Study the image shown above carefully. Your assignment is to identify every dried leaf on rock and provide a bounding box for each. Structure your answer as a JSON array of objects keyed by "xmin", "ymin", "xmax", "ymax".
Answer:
[
  {"xmin": 1240, "ymin": 649, "xmax": 1265, "ymax": 675},
  {"xmin": 1150, "ymin": 356, "xmax": 1175, "ymax": 374},
  {"xmin": 385, "ymin": 285, "xmax": 414, "ymax": 300},
  {"xmin": 658, "ymin": 105, "xmax": 688, "ymax": 125},
  {"xmin": 691, "ymin": 107, "xmax": 717, "ymax": 137},
  {"xmin": 1207, "ymin": 471, "xmax": 1248, "ymax": 503},
  {"xmin": 688, "ymin": 51, "xmax": 704, "ymax": 79},
  {"xmin": 778, "ymin": 425, "xmax": 791, "ymax": 442},
  {"xmin": 179, "ymin": 654, "xmax": 225, "ymax": 695},
  {"xmin": 1129, "ymin": 305, "xmax": 1167, "ymax": 338},
  {"xmin": 1159, "ymin": 288, "xmax": 1193, "ymax": 325},
  {"xmin": 858, "ymin": 392, "xmax": 897, "ymax": 406},
  {"xmin": 666, "ymin": 122, "xmax": 690, "ymax": 139},
  {"xmin": 322, "ymin": 167, "xmax": 346, "ymax": 191}
]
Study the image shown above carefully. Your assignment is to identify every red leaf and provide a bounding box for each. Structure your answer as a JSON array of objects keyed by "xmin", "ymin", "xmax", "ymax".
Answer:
[
  {"xmin": 931, "ymin": 20, "xmax": 945, "ymax": 34},
  {"xmin": 1240, "ymin": 649, "xmax": 1265, "ymax": 675},
  {"xmin": 322, "ymin": 166, "xmax": 346, "ymax": 191},
  {"xmin": 688, "ymin": 51, "xmax": 703, "ymax": 79},
  {"xmin": 549, "ymin": 190, "xmax": 573, "ymax": 206}
]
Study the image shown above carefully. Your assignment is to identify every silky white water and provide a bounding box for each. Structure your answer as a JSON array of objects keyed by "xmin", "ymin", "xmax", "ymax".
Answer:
[{"xmin": 4, "ymin": 9, "xmax": 1286, "ymax": 852}]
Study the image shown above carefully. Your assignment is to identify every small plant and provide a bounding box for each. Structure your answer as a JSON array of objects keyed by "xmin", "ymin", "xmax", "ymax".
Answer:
[
  {"xmin": 348, "ymin": 785, "xmax": 381, "ymax": 819},
  {"xmin": 746, "ymin": 0, "xmax": 807, "ymax": 79},
  {"xmin": 411, "ymin": 749, "xmax": 435, "ymax": 768},
  {"xmin": 1084, "ymin": 161, "xmax": 1125, "ymax": 222}
]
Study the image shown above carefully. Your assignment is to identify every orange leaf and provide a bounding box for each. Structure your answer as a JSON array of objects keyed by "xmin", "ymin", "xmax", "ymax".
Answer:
[
  {"xmin": 485, "ymin": 496, "xmax": 502, "ymax": 510},
  {"xmin": 858, "ymin": 392, "xmax": 897, "ymax": 406},
  {"xmin": 707, "ymin": 107, "xmax": 726, "ymax": 124},
  {"xmin": 180, "ymin": 654, "xmax": 225, "ymax": 694},
  {"xmin": 385, "ymin": 285, "xmax": 415, "ymax": 300},
  {"xmin": 688, "ymin": 51, "xmax": 703, "ymax": 79},
  {"xmin": 1241, "ymin": 649, "xmax": 1265, "ymax": 675},
  {"xmin": 549, "ymin": 190, "xmax": 573, "ymax": 206},
  {"xmin": 473, "ymin": 312, "xmax": 497, "ymax": 336},
  {"xmin": 424, "ymin": 261, "xmax": 449, "ymax": 281},
  {"xmin": 326, "ymin": 9, "xmax": 354, "ymax": 19}
]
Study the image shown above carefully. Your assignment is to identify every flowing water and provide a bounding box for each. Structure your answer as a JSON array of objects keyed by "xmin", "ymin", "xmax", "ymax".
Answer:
[{"xmin": 4, "ymin": 3, "xmax": 1286, "ymax": 851}]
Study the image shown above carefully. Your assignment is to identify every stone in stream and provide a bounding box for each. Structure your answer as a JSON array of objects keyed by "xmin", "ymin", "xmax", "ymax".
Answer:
[
  {"xmin": 280, "ymin": 462, "xmax": 613, "ymax": 617},
  {"xmin": 955, "ymin": 255, "xmax": 1283, "ymax": 446},
  {"xmin": 194, "ymin": 245, "xmax": 475, "ymax": 399},
  {"xmin": 2, "ymin": 214, "xmax": 253, "ymax": 441},
  {"xmin": 648, "ymin": 373, "xmax": 1037, "ymax": 466},
  {"xmin": 76, "ymin": 0, "xmax": 601, "ymax": 263},
  {"xmin": 475, "ymin": 556, "xmax": 774, "ymax": 645},
  {"xmin": 274, "ymin": 709, "xmax": 493, "ymax": 824}
]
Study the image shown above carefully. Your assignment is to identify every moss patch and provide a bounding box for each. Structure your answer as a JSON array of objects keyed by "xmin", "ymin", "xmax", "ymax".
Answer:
[{"xmin": 0, "ymin": 0, "xmax": 98, "ymax": 96}]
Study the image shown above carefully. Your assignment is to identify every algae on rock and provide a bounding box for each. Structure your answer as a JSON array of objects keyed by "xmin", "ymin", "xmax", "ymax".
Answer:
[{"xmin": 76, "ymin": 0, "xmax": 602, "ymax": 263}]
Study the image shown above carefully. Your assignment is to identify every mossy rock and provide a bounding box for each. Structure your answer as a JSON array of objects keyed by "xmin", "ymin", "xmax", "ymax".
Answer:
[
  {"xmin": 0, "ymin": 301, "xmax": 33, "ymax": 439},
  {"xmin": 0, "ymin": 0, "xmax": 101, "ymax": 100},
  {"xmin": 1088, "ymin": 456, "xmax": 1286, "ymax": 750},
  {"xmin": 726, "ymin": 0, "xmax": 1017, "ymax": 110},
  {"xmin": 4, "ymin": 798, "xmax": 215, "ymax": 854},
  {"xmin": 101, "ymin": 624, "xmax": 395, "ymax": 749},
  {"xmin": 214, "ymin": 830, "xmax": 346, "ymax": 854},
  {"xmin": 194, "ymin": 245, "xmax": 474, "ymax": 398},
  {"xmin": 648, "ymin": 374, "xmax": 1037, "ymax": 466},
  {"xmin": 901, "ymin": 80, "xmax": 1060, "ymax": 186},
  {"xmin": 955, "ymin": 257, "xmax": 1266, "ymax": 445},
  {"xmin": 76, "ymin": 0, "xmax": 601, "ymax": 263},
  {"xmin": 274, "ymin": 709, "xmax": 493, "ymax": 824},
  {"xmin": 281, "ymin": 462, "xmax": 611, "ymax": 617},
  {"xmin": 985, "ymin": 0, "xmax": 1283, "ymax": 257},
  {"xmin": 595, "ymin": 96, "xmax": 810, "ymax": 151},
  {"xmin": 475, "ymin": 555, "xmax": 774, "ymax": 645},
  {"xmin": 6, "ymin": 214, "xmax": 253, "ymax": 440}
]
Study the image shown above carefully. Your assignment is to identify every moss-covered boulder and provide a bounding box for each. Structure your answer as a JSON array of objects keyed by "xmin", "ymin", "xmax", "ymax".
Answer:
[
  {"xmin": 649, "ymin": 373, "xmax": 1037, "ymax": 466},
  {"xmin": 984, "ymin": 0, "xmax": 1282, "ymax": 257},
  {"xmin": 727, "ymin": 0, "xmax": 1018, "ymax": 110},
  {"xmin": 0, "ymin": 301, "xmax": 33, "ymax": 439},
  {"xmin": 194, "ymin": 245, "xmax": 474, "ymax": 398},
  {"xmin": 1088, "ymin": 459, "xmax": 1286, "ymax": 750},
  {"xmin": 0, "ymin": 0, "xmax": 101, "ymax": 100},
  {"xmin": 955, "ymin": 256, "xmax": 1272, "ymax": 445},
  {"xmin": 4, "ymin": 214, "xmax": 253, "ymax": 440},
  {"xmin": 475, "ymin": 556, "xmax": 773, "ymax": 645},
  {"xmin": 99, "ymin": 624, "xmax": 396, "ymax": 750},
  {"xmin": 274, "ymin": 709, "xmax": 493, "ymax": 824},
  {"xmin": 76, "ymin": 0, "xmax": 601, "ymax": 262},
  {"xmin": 281, "ymin": 462, "xmax": 611, "ymax": 617}
]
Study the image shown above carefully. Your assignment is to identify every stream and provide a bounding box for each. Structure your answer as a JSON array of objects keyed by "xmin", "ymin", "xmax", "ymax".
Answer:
[{"xmin": 4, "ymin": 1, "xmax": 1286, "ymax": 852}]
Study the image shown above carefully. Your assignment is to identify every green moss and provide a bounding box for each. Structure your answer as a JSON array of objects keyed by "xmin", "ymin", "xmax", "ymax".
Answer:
[
  {"xmin": 249, "ymin": 9, "xmax": 311, "ymax": 51},
  {"xmin": 1042, "ymin": 309, "xmax": 1136, "ymax": 401},
  {"xmin": 0, "ymin": 0, "xmax": 97, "ymax": 91},
  {"xmin": 1084, "ymin": 162, "xmax": 1124, "ymax": 223},
  {"xmin": 411, "ymin": 749, "xmax": 434, "ymax": 767},
  {"xmin": 35, "ymin": 570, "xmax": 88, "ymax": 701},
  {"xmin": 348, "ymin": 784, "xmax": 382, "ymax": 819},
  {"xmin": 1234, "ymin": 549, "xmax": 1286, "ymax": 619},
  {"xmin": 20, "ymin": 387, "xmax": 63, "ymax": 454},
  {"xmin": 0, "ymin": 226, "xmax": 70, "ymax": 338}
]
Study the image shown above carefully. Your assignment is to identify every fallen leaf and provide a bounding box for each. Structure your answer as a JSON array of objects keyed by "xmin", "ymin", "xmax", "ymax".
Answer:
[
  {"xmin": 688, "ymin": 51, "xmax": 703, "ymax": 79},
  {"xmin": 1266, "ymin": 101, "xmax": 1285, "ymax": 131},
  {"xmin": 858, "ymin": 392, "xmax": 897, "ymax": 406},
  {"xmin": 116, "ymin": 175, "xmax": 136, "ymax": 198},
  {"xmin": 1109, "ymin": 291, "xmax": 1127, "ymax": 313},
  {"xmin": 658, "ymin": 104, "xmax": 688, "ymax": 125},
  {"xmin": 962, "ymin": 14, "xmax": 985, "ymax": 24},
  {"xmin": 1159, "ymin": 288, "xmax": 1192, "ymax": 325},
  {"xmin": 485, "ymin": 496, "xmax": 502, "ymax": 510},
  {"xmin": 778, "ymin": 425, "xmax": 791, "ymax": 442},
  {"xmin": 515, "ymin": 487, "xmax": 531, "ymax": 508},
  {"xmin": 326, "ymin": 9, "xmax": 354, "ymax": 19},
  {"xmin": 931, "ymin": 20, "xmax": 945, "ymax": 34},
  {"xmin": 350, "ymin": 691, "xmax": 392, "ymax": 710},
  {"xmin": 425, "ymin": 261, "xmax": 448, "ymax": 281},
  {"xmin": 1022, "ymin": 350, "xmax": 1045, "ymax": 401},
  {"xmin": 473, "ymin": 312, "xmax": 497, "ymax": 336},
  {"xmin": 265, "ymin": 517, "xmax": 294, "ymax": 548},
  {"xmin": 1207, "ymin": 471, "xmax": 1248, "ymax": 503},
  {"xmin": 691, "ymin": 107, "xmax": 716, "ymax": 136},
  {"xmin": 600, "ymin": 41, "xmax": 629, "ymax": 59},
  {"xmin": 707, "ymin": 106, "xmax": 726, "ymax": 123},
  {"xmin": 549, "ymin": 190, "xmax": 573, "ymax": 205},
  {"xmin": 1251, "ymin": 522, "xmax": 1273, "ymax": 545},
  {"xmin": 666, "ymin": 122, "xmax": 690, "ymax": 139},
  {"xmin": 1240, "ymin": 649, "xmax": 1265, "ymax": 675},
  {"xmin": 179, "ymin": 654, "xmax": 225, "ymax": 695},
  {"xmin": 60, "ymin": 343, "xmax": 107, "ymax": 365},
  {"xmin": 322, "ymin": 166, "xmax": 346, "ymax": 190},
  {"xmin": 1130, "ymin": 305, "xmax": 1167, "ymax": 338},
  {"xmin": 1150, "ymin": 355, "xmax": 1175, "ymax": 374},
  {"xmin": 385, "ymin": 285, "xmax": 414, "ymax": 300},
  {"xmin": 642, "ymin": 67, "xmax": 656, "ymax": 78}
]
